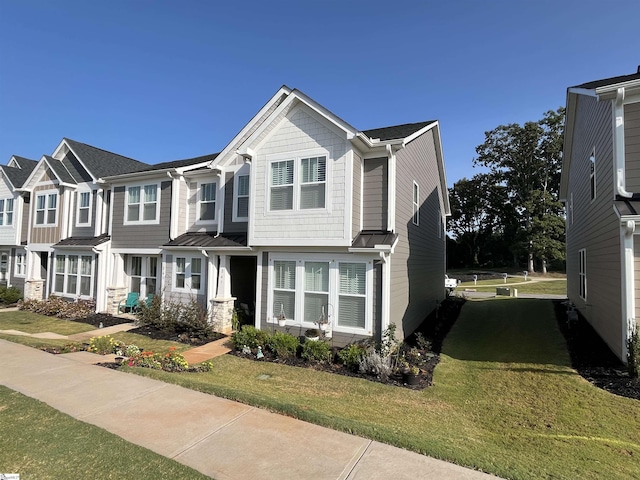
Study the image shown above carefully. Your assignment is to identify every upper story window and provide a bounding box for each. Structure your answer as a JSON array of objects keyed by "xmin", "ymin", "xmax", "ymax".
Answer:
[
  {"xmin": 77, "ymin": 191, "xmax": 92, "ymax": 226},
  {"xmin": 35, "ymin": 191, "xmax": 57, "ymax": 226},
  {"xmin": 589, "ymin": 149, "xmax": 596, "ymax": 201},
  {"xmin": 0, "ymin": 198, "xmax": 14, "ymax": 226},
  {"xmin": 269, "ymin": 152, "xmax": 328, "ymax": 212},
  {"xmin": 197, "ymin": 182, "xmax": 216, "ymax": 223},
  {"xmin": 125, "ymin": 184, "xmax": 160, "ymax": 224},
  {"xmin": 412, "ymin": 181, "xmax": 420, "ymax": 226},
  {"xmin": 234, "ymin": 174, "xmax": 250, "ymax": 220}
]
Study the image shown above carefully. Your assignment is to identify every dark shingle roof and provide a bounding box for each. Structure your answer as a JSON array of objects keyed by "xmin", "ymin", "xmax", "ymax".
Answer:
[
  {"xmin": 351, "ymin": 230, "xmax": 398, "ymax": 248},
  {"xmin": 11, "ymin": 156, "xmax": 38, "ymax": 170},
  {"xmin": 2, "ymin": 166, "xmax": 32, "ymax": 188},
  {"xmin": 44, "ymin": 155, "xmax": 76, "ymax": 185},
  {"xmin": 361, "ymin": 121, "xmax": 435, "ymax": 142},
  {"xmin": 135, "ymin": 153, "xmax": 219, "ymax": 173},
  {"xmin": 54, "ymin": 234, "xmax": 110, "ymax": 247},
  {"xmin": 64, "ymin": 138, "xmax": 150, "ymax": 178},
  {"xmin": 572, "ymin": 68, "xmax": 640, "ymax": 90},
  {"xmin": 164, "ymin": 232, "xmax": 247, "ymax": 249}
]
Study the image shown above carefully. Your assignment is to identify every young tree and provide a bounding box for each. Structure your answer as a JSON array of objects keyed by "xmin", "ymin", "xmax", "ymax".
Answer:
[{"xmin": 473, "ymin": 108, "xmax": 565, "ymax": 273}]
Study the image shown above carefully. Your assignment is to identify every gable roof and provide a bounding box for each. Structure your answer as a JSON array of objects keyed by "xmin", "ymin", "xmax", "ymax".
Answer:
[
  {"xmin": 43, "ymin": 155, "xmax": 77, "ymax": 185},
  {"xmin": 63, "ymin": 138, "xmax": 150, "ymax": 179},
  {"xmin": 572, "ymin": 69, "xmax": 640, "ymax": 91},
  {"xmin": 135, "ymin": 153, "xmax": 219, "ymax": 173},
  {"xmin": 10, "ymin": 156, "xmax": 38, "ymax": 170},
  {"xmin": 361, "ymin": 121, "xmax": 436, "ymax": 142},
  {"xmin": 1, "ymin": 156, "xmax": 38, "ymax": 188}
]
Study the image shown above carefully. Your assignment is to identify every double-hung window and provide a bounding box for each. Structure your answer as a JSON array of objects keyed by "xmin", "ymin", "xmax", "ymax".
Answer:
[
  {"xmin": 269, "ymin": 153, "xmax": 327, "ymax": 212},
  {"xmin": 304, "ymin": 262, "xmax": 329, "ymax": 323},
  {"xmin": 14, "ymin": 250, "xmax": 26, "ymax": 276},
  {"xmin": 413, "ymin": 182, "xmax": 420, "ymax": 226},
  {"xmin": 54, "ymin": 254, "xmax": 93, "ymax": 297},
  {"xmin": 197, "ymin": 182, "xmax": 216, "ymax": 222},
  {"xmin": 235, "ymin": 174, "xmax": 250, "ymax": 220},
  {"xmin": 273, "ymin": 260, "xmax": 296, "ymax": 319},
  {"xmin": 338, "ymin": 263, "xmax": 367, "ymax": 329},
  {"xmin": 35, "ymin": 192, "xmax": 57, "ymax": 226},
  {"xmin": 579, "ymin": 249, "xmax": 587, "ymax": 301},
  {"xmin": 77, "ymin": 191, "xmax": 91, "ymax": 226},
  {"xmin": 0, "ymin": 199, "xmax": 13, "ymax": 226},
  {"xmin": 174, "ymin": 256, "xmax": 203, "ymax": 292},
  {"xmin": 126, "ymin": 184, "xmax": 159, "ymax": 224}
]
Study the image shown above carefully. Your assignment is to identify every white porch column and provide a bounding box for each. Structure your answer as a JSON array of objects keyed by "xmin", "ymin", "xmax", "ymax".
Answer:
[
  {"xmin": 216, "ymin": 254, "xmax": 232, "ymax": 299},
  {"xmin": 105, "ymin": 252, "xmax": 127, "ymax": 315},
  {"xmin": 206, "ymin": 253, "xmax": 218, "ymax": 306},
  {"xmin": 211, "ymin": 254, "xmax": 235, "ymax": 334}
]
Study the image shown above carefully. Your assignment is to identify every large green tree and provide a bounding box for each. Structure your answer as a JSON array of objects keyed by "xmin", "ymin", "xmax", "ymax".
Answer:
[{"xmin": 472, "ymin": 107, "xmax": 565, "ymax": 273}]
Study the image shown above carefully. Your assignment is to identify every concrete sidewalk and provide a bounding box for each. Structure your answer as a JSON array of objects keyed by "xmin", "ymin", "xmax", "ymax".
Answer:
[{"xmin": 0, "ymin": 339, "xmax": 499, "ymax": 480}]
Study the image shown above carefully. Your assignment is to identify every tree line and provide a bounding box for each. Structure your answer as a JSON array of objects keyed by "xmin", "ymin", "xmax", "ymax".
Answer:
[{"xmin": 447, "ymin": 107, "xmax": 565, "ymax": 273}]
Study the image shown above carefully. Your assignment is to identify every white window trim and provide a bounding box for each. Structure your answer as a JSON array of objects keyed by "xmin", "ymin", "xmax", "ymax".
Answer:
[
  {"xmin": 589, "ymin": 148, "xmax": 596, "ymax": 202},
  {"xmin": 172, "ymin": 255, "xmax": 205, "ymax": 293},
  {"xmin": 266, "ymin": 253, "xmax": 373, "ymax": 335},
  {"xmin": 266, "ymin": 148, "xmax": 330, "ymax": 214},
  {"xmin": 412, "ymin": 181, "xmax": 420, "ymax": 226},
  {"xmin": 0, "ymin": 197, "xmax": 14, "ymax": 227},
  {"xmin": 76, "ymin": 190, "xmax": 93, "ymax": 227},
  {"xmin": 579, "ymin": 248, "xmax": 587, "ymax": 301},
  {"xmin": 232, "ymin": 165, "xmax": 250, "ymax": 222},
  {"xmin": 33, "ymin": 190, "xmax": 58, "ymax": 227},
  {"xmin": 53, "ymin": 253, "xmax": 95, "ymax": 299},
  {"xmin": 128, "ymin": 255, "xmax": 159, "ymax": 297},
  {"xmin": 124, "ymin": 183, "xmax": 161, "ymax": 226},
  {"xmin": 195, "ymin": 180, "xmax": 218, "ymax": 225},
  {"xmin": 14, "ymin": 250, "xmax": 26, "ymax": 277}
]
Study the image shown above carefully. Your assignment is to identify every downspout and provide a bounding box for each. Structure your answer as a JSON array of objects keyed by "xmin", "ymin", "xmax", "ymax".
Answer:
[
  {"xmin": 386, "ymin": 144, "xmax": 397, "ymax": 232},
  {"xmin": 614, "ymin": 87, "xmax": 632, "ymax": 198},
  {"xmin": 379, "ymin": 251, "xmax": 391, "ymax": 336},
  {"xmin": 167, "ymin": 171, "xmax": 181, "ymax": 240},
  {"xmin": 621, "ymin": 220, "xmax": 636, "ymax": 362},
  {"xmin": 213, "ymin": 168, "xmax": 224, "ymax": 237}
]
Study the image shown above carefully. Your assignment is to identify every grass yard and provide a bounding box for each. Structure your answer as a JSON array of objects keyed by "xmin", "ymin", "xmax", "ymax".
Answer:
[
  {"xmin": 458, "ymin": 279, "xmax": 567, "ymax": 296},
  {"xmin": 0, "ymin": 311, "xmax": 95, "ymax": 335},
  {"xmin": 126, "ymin": 298, "xmax": 639, "ymax": 479},
  {"xmin": 0, "ymin": 385, "xmax": 208, "ymax": 479},
  {"xmin": 110, "ymin": 331, "xmax": 190, "ymax": 354}
]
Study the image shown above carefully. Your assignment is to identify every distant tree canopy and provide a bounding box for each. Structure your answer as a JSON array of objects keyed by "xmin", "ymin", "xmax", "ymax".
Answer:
[{"xmin": 448, "ymin": 107, "xmax": 565, "ymax": 273}]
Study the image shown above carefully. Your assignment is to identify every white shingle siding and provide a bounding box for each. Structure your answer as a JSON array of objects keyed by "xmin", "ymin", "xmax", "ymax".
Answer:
[{"xmin": 251, "ymin": 106, "xmax": 348, "ymax": 244}]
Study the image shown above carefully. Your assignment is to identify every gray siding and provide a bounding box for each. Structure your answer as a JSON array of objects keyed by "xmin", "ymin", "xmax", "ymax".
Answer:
[
  {"xmin": 162, "ymin": 253, "xmax": 207, "ymax": 306},
  {"xmin": 362, "ymin": 157, "xmax": 388, "ymax": 230},
  {"xmin": 390, "ymin": 130, "xmax": 446, "ymax": 340},
  {"xmin": 111, "ymin": 181, "xmax": 172, "ymax": 248},
  {"xmin": 565, "ymin": 95, "xmax": 622, "ymax": 356},
  {"xmin": 9, "ymin": 247, "xmax": 24, "ymax": 293},
  {"xmin": 30, "ymin": 184, "xmax": 64, "ymax": 245},
  {"xmin": 224, "ymin": 172, "xmax": 248, "ymax": 233},
  {"xmin": 352, "ymin": 152, "xmax": 362, "ymax": 238},
  {"xmin": 70, "ymin": 190, "xmax": 97, "ymax": 237},
  {"xmin": 625, "ymin": 102, "xmax": 640, "ymax": 191},
  {"xmin": 259, "ymin": 251, "xmax": 269, "ymax": 327},
  {"xmin": 20, "ymin": 195, "xmax": 30, "ymax": 244}
]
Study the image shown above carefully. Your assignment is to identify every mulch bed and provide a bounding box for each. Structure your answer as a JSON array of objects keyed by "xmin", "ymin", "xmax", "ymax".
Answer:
[{"xmin": 554, "ymin": 301, "xmax": 640, "ymax": 401}]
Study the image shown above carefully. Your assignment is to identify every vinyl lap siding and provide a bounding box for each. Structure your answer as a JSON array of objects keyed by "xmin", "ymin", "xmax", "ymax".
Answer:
[
  {"xmin": 624, "ymin": 102, "xmax": 640, "ymax": 191},
  {"xmin": 565, "ymin": 95, "xmax": 622, "ymax": 356},
  {"xmin": 362, "ymin": 158, "xmax": 387, "ymax": 230},
  {"xmin": 30, "ymin": 184, "xmax": 64, "ymax": 244},
  {"xmin": 352, "ymin": 151, "xmax": 362, "ymax": 238},
  {"xmin": 21, "ymin": 196, "xmax": 30, "ymax": 244},
  {"xmin": 390, "ymin": 129, "xmax": 445, "ymax": 340},
  {"xmin": 110, "ymin": 181, "xmax": 172, "ymax": 248},
  {"xmin": 70, "ymin": 190, "xmax": 97, "ymax": 237},
  {"xmin": 224, "ymin": 171, "xmax": 248, "ymax": 233}
]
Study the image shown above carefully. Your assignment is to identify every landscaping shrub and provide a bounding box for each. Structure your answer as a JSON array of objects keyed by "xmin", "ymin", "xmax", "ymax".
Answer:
[
  {"xmin": 88, "ymin": 335, "xmax": 117, "ymax": 355},
  {"xmin": 232, "ymin": 325, "xmax": 271, "ymax": 350},
  {"xmin": 359, "ymin": 346, "xmax": 393, "ymax": 381},
  {"xmin": 301, "ymin": 339, "xmax": 331, "ymax": 362},
  {"xmin": 18, "ymin": 296, "xmax": 95, "ymax": 319},
  {"xmin": 628, "ymin": 329, "xmax": 639, "ymax": 378},
  {"xmin": 338, "ymin": 343, "xmax": 367, "ymax": 371},
  {"xmin": 0, "ymin": 285, "xmax": 22, "ymax": 304},
  {"xmin": 137, "ymin": 296, "xmax": 216, "ymax": 340},
  {"xmin": 267, "ymin": 331, "xmax": 300, "ymax": 359}
]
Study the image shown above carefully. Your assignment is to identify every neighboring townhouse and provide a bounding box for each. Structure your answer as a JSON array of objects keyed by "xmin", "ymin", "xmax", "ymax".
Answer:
[
  {"xmin": 159, "ymin": 86, "xmax": 450, "ymax": 345},
  {"xmin": 18, "ymin": 139, "xmax": 148, "ymax": 309},
  {"xmin": 101, "ymin": 154, "xmax": 217, "ymax": 314},
  {"xmin": 0, "ymin": 156, "xmax": 38, "ymax": 292},
  {"xmin": 560, "ymin": 67, "xmax": 640, "ymax": 362}
]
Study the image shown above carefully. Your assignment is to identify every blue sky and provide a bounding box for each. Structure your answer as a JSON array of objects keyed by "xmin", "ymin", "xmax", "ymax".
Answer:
[{"xmin": 1, "ymin": 0, "xmax": 638, "ymax": 186}]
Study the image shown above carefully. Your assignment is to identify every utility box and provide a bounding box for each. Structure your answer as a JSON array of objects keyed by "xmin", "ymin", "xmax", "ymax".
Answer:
[{"xmin": 496, "ymin": 287, "xmax": 517, "ymax": 297}]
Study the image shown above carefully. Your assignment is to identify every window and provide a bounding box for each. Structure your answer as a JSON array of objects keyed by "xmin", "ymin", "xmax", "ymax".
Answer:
[
  {"xmin": 570, "ymin": 192, "xmax": 574, "ymax": 225},
  {"xmin": 174, "ymin": 256, "xmax": 204, "ymax": 292},
  {"xmin": 54, "ymin": 254, "xmax": 93, "ymax": 298},
  {"xmin": 579, "ymin": 249, "xmax": 587, "ymax": 300},
  {"xmin": 235, "ymin": 174, "xmax": 250, "ymax": 219},
  {"xmin": 77, "ymin": 191, "xmax": 91, "ymax": 226},
  {"xmin": 269, "ymin": 153, "xmax": 328, "ymax": 212},
  {"xmin": 197, "ymin": 182, "xmax": 216, "ymax": 222},
  {"xmin": 130, "ymin": 256, "xmax": 142, "ymax": 293},
  {"xmin": 125, "ymin": 184, "xmax": 159, "ymax": 224},
  {"xmin": 35, "ymin": 192, "xmax": 57, "ymax": 226},
  {"xmin": 269, "ymin": 255, "xmax": 370, "ymax": 332},
  {"xmin": 273, "ymin": 260, "xmax": 296, "ymax": 319},
  {"xmin": 129, "ymin": 255, "xmax": 158, "ymax": 296},
  {"xmin": 590, "ymin": 149, "xmax": 596, "ymax": 201},
  {"xmin": 413, "ymin": 182, "xmax": 420, "ymax": 226},
  {"xmin": 0, "ymin": 198, "xmax": 14, "ymax": 226},
  {"xmin": 14, "ymin": 251, "xmax": 26, "ymax": 276}
]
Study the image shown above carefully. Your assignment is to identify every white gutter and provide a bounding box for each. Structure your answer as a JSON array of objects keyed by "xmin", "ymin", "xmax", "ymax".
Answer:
[
  {"xmin": 614, "ymin": 87, "xmax": 633, "ymax": 198},
  {"xmin": 381, "ymin": 251, "xmax": 391, "ymax": 335},
  {"xmin": 620, "ymin": 219, "xmax": 636, "ymax": 362},
  {"xmin": 386, "ymin": 144, "xmax": 397, "ymax": 232}
]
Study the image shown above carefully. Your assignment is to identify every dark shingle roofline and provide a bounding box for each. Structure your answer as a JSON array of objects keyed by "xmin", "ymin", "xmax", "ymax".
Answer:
[
  {"xmin": 571, "ymin": 68, "xmax": 640, "ymax": 90},
  {"xmin": 361, "ymin": 121, "xmax": 436, "ymax": 142}
]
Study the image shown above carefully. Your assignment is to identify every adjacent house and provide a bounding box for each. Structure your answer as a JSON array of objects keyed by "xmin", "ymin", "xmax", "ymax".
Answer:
[
  {"xmin": 560, "ymin": 67, "xmax": 640, "ymax": 362},
  {"xmin": 5, "ymin": 86, "xmax": 450, "ymax": 347}
]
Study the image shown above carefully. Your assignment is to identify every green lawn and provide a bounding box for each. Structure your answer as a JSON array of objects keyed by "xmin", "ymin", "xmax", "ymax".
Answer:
[
  {"xmin": 0, "ymin": 385, "xmax": 209, "ymax": 479},
  {"xmin": 125, "ymin": 298, "xmax": 639, "ymax": 479},
  {"xmin": 110, "ymin": 331, "xmax": 190, "ymax": 354},
  {"xmin": 0, "ymin": 311, "xmax": 95, "ymax": 334},
  {"xmin": 457, "ymin": 279, "xmax": 567, "ymax": 296}
]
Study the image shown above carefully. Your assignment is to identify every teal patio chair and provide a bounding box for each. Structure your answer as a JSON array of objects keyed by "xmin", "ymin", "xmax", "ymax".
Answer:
[{"xmin": 117, "ymin": 292, "xmax": 140, "ymax": 314}]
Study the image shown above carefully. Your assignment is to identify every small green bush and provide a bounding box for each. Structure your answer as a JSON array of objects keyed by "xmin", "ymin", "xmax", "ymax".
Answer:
[
  {"xmin": 232, "ymin": 325, "xmax": 271, "ymax": 350},
  {"xmin": 338, "ymin": 343, "xmax": 367, "ymax": 371},
  {"xmin": 0, "ymin": 286, "xmax": 22, "ymax": 304},
  {"xmin": 301, "ymin": 339, "xmax": 331, "ymax": 362},
  {"xmin": 267, "ymin": 331, "xmax": 300, "ymax": 359}
]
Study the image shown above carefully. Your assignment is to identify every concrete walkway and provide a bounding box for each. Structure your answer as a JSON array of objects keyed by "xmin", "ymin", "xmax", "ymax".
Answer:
[{"xmin": 0, "ymin": 339, "xmax": 500, "ymax": 479}]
